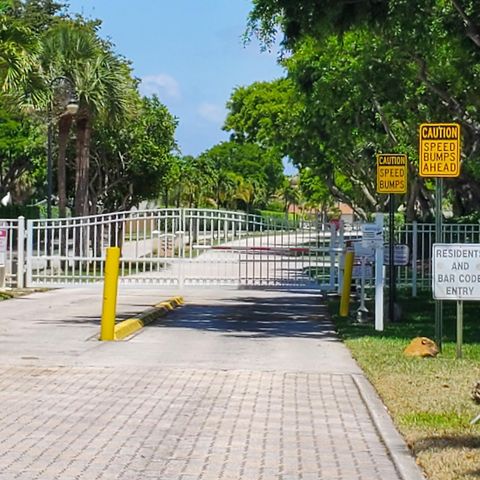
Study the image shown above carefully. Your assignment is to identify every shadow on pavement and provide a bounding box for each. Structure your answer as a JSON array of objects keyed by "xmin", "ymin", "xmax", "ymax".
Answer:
[
  {"xmin": 34, "ymin": 312, "xmax": 138, "ymax": 326},
  {"xmin": 149, "ymin": 292, "xmax": 338, "ymax": 340}
]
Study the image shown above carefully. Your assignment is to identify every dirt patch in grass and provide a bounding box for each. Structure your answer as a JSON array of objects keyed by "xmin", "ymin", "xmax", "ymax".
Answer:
[{"xmin": 332, "ymin": 291, "xmax": 480, "ymax": 480}]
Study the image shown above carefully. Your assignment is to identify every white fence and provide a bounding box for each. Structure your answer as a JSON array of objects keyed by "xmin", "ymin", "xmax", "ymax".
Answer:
[
  {"xmin": 24, "ymin": 208, "xmax": 343, "ymax": 287},
  {"xmin": 0, "ymin": 217, "xmax": 25, "ymax": 288},
  {"xmin": 393, "ymin": 222, "xmax": 480, "ymax": 294},
  {"xmin": 0, "ymin": 210, "xmax": 478, "ymax": 291}
]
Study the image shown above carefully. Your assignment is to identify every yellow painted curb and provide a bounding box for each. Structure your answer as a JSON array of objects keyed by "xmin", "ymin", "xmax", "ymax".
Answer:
[
  {"xmin": 154, "ymin": 296, "xmax": 184, "ymax": 309},
  {"xmin": 109, "ymin": 296, "xmax": 184, "ymax": 341},
  {"xmin": 114, "ymin": 318, "xmax": 144, "ymax": 340}
]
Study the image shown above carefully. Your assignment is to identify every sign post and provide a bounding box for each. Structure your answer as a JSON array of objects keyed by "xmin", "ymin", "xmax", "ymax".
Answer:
[
  {"xmin": 435, "ymin": 179, "xmax": 444, "ymax": 349},
  {"xmin": 420, "ymin": 123, "xmax": 461, "ymax": 350},
  {"xmin": 374, "ymin": 214, "xmax": 384, "ymax": 331},
  {"xmin": 362, "ymin": 218, "xmax": 384, "ymax": 330},
  {"xmin": 432, "ymin": 243, "xmax": 479, "ymax": 358},
  {"xmin": 0, "ymin": 228, "xmax": 7, "ymax": 288},
  {"xmin": 388, "ymin": 194, "xmax": 395, "ymax": 322},
  {"xmin": 353, "ymin": 241, "xmax": 374, "ymax": 323},
  {"xmin": 376, "ymin": 154, "xmax": 407, "ymax": 323},
  {"xmin": 457, "ymin": 300, "xmax": 463, "ymax": 359}
]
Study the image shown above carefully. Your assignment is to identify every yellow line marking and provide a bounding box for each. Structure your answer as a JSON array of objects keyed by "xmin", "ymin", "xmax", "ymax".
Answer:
[{"xmin": 110, "ymin": 296, "xmax": 184, "ymax": 341}]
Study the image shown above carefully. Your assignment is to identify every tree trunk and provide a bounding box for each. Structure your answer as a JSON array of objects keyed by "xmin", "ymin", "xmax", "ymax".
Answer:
[
  {"xmin": 57, "ymin": 114, "xmax": 73, "ymax": 219},
  {"xmin": 75, "ymin": 116, "xmax": 91, "ymax": 217},
  {"xmin": 405, "ymin": 178, "xmax": 420, "ymax": 222}
]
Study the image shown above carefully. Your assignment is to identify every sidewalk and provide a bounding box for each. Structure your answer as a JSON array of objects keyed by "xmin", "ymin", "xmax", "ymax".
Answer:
[{"xmin": 0, "ymin": 286, "xmax": 425, "ymax": 479}]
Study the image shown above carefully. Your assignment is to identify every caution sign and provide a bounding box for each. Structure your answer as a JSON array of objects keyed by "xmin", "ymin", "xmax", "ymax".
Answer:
[
  {"xmin": 419, "ymin": 123, "xmax": 460, "ymax": 177},
  {"xmin": 376, "ymin": 154, "xmax": 407, "ymax": 194}
]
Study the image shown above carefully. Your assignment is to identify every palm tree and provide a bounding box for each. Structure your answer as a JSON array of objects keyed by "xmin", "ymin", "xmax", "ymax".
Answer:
[
  {"xmin": 0, "ymin": 10, "xmax": 38, "ymax": 93},
  {"xmin": 236, "ymin": 177, "xmax": 265, "ymax": 213},
  {"xmin": 280, "ymin": 177, "xmax": 301, "ymax": 222},
  {"xmin": 40, "ymin": 21, "xmax": 99, "ymax": 218},
  {"xmin": 72, "ymin": 50, "xmax": 135, "ymax": 217},
  {"xmin": 181, "ymin": 155, "xmax": 216, "ymax": 208},
  {"xmin": 40, "ymin": 21, "xmax": 135, "ymax": 217},
  {"xmin": 215, "ymin": 170, "xmax": 238, "ymax": 209}
]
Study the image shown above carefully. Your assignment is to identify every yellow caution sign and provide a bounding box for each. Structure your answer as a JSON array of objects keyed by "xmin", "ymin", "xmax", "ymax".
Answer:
[
  {"xmin": 376, "ymin": 154, "xmax": 407, "ymax": 194},
  {"xmin": 419, "ymin": 123, "xmax": 460, "ymax": 177}
]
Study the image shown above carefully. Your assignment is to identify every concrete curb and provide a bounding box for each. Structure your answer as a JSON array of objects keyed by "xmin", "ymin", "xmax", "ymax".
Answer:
[
  {"xmin": 352, "ymin": 374, "xmax": 426, "ymax": 480},
  {"xmin": 113, "ymin": 296, "xmax": 184, "ymax": 340}
]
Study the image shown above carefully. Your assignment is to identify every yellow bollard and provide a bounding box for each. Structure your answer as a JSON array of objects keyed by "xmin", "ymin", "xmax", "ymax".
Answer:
[
  {"xmin": 100, "ymin": 247, "xmax": 121, "ymax": 341},
  {"xmin": 339, "ymin": 249, "xmax": 355, "ymax": 317}
]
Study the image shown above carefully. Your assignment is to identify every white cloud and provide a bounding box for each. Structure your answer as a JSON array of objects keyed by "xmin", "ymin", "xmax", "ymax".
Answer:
[
  {"xmin": 197, "ymin": 102, "xmax": 225, "ymax": 124},
  {"xmin": 140, "ymin": 74, "xmax": 181, "ymax": 100}
]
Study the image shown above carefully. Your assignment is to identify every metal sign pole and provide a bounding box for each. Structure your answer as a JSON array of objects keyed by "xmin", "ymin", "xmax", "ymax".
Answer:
[
  {"xmin": 435, "ymin": 178, "xmax": 443, "ymax": 350},
  {"xmin": 456, "ymin": 300, "xmax": 463, "ymax": 359},
  {"xmin": 389, "ymin": 194, "xmax": 395, "ymax": 322},
  {"xmin": 420, "ymin": 124, "xmax": 460, "ymax": 352},
  {"xmin": 356, "ymin": 255, "xmax": 368, "ymax": 323},
  {"xmin": 374, "ymin": 214, "xmax": 384, "ymax": 331},
  {"xmin": 376, "ymin": 154, "xmax": 406, "ymax": 323}
]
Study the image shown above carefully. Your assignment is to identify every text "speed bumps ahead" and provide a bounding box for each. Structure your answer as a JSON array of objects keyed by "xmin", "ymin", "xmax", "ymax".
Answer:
[{"xmin": 419, "ymin": 123, "xmax": 460, "ymax": 177}]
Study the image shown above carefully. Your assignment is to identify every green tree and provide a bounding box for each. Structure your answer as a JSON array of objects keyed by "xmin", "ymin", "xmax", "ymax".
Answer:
[
  {"xmin": 0, "ymin": 1, "xmax": 39, "ymax": 94},
  {"xmin": 33, "ymin": 17, "xmax": 136, "ymax": 217},
  {"xmin": 39, "ymin": 20, "xmax": 100, "ymax": 217},
  {"xmin": 200, "ymin": 141, "xmax": 284, "ymax": 207},
  {"xmin": 90, "ymin": 95, "xmax": 177, "ymax": 212},
  {"xmin": 299, "ymin": 167, "xmax": 333, "ymax": 219},
  {"xmin": 247, "ymin": 0, "xmax": 480, "ymax": 219},
  {"xmin": 225, "ymin": 79, "xmax": 301, "ymax": 154},
  {"xmin": 279, "ymin": 176, "xmax": 300, "ymax": 219},
  {"xmin": 0, "ymin": 102, "xmax": 44, "ymax": 203},
  {"xmin": 235, "ymin": 176, "xmax": 265, "ymax": 213},
  {"xmin": 73, "ymin": 44, "xmax": 136, "ymax": 216},
  {"xmin": 10, "ymin": 0, "xmax": 65, "ymax": 33}
]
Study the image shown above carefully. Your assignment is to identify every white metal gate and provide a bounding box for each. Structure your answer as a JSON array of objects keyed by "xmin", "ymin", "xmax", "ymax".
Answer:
[
  {"xmin": 24, "ymin": 208, "xmax": 343, "ymax": 288},
  {"xmin": 0, "ymin": 209, "xmax": 471, "ymax": 291}
]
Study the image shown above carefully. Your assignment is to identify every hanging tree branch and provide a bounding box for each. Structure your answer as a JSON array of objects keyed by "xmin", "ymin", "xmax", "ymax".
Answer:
[{"xmin": 451, "ymin": 0, "xmax": 480, "ymax": 49}]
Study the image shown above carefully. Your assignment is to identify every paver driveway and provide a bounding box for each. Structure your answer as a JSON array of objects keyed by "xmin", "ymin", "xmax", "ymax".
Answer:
[{"xmin": 0, "ymin": 286, "xmax": 424, "ymax": 479}]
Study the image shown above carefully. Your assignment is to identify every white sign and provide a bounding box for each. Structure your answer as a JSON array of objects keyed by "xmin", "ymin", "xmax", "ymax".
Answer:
[
  {"xmin": 0, "ymin": 229, "xmax": 7, "ymax": 253},
  {"xmin": 433, "ymin": 243, "xmax": 480, "ymax": 300},
  {"xmin": 353, "ymin": 241, "xmax": 374, "ymax": 260},
  {"xmin": 352, "ymin": 264, "xmax": 374, "ymax": 279},
  {"xmin": 384, "ymin": 244, "xmax": 410, "ymax": 266},
  {"xmin": 361, "ymin": 223, "xmax": 383, "ymax": 247}
]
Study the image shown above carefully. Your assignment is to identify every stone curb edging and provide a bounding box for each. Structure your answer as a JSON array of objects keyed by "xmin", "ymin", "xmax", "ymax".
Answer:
[
  {"xmin": 352, "ymin": 374, "xmax": 426, "ymax": 480},
  {"xmin": 113, "ymin": 296, "xmax": 184, "ymax": 340}
]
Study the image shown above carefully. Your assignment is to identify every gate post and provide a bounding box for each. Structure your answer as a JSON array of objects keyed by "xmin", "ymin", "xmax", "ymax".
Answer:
[
  {"xmin": 337, "ymin": 220, "xmax": 345, "ymax": 295},
  {"xmin": 329, "ymin": 223, "xmax": 336, "ymax": 291},
  {"xmin": 412, "ymin": 221, "xmax": 418, "ymax": 298},
  {"xmin": 26, "ymin": 219, "xmax": 33, "ymax": 287},
  {"xmin": 16, "ymin": 216, "xmax": 25, "ymax": 288}
]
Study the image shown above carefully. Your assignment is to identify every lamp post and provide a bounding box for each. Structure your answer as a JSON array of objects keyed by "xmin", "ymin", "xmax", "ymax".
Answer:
[{"xmin": 46, "ymin": 76, "xmax": 79, "ymax": 219}]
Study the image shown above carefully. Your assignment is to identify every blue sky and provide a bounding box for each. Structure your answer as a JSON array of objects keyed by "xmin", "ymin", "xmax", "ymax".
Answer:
[{"xmin": 66, "ymin": 1, "xmax": 286, "ymax": 160}]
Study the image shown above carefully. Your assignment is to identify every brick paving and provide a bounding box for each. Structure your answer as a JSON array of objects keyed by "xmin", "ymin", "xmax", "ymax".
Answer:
[
  {"xmin": 0, "ymin": 366, "xmax": 399, "ymax": 480},
  {"xmin": 0, "ymin": 287, "xmax": 424, "ymax": 479}
]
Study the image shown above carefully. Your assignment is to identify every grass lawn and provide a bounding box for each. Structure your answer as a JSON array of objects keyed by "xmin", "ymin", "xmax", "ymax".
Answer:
[{"xmin": 332, "ymin": 290, "xmax": 480, "ymax": 480}]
